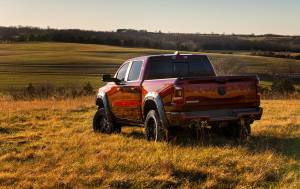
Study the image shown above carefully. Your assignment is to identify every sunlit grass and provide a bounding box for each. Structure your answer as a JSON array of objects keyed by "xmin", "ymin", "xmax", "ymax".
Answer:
[{"xmin": 0, "ymin": 98, "xmax": 299, "ymax": 188}]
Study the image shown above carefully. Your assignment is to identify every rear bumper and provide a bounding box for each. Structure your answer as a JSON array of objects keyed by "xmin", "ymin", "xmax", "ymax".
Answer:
[{"xmin": 166, "ymin": 107, "xmax": 263, "ymax": 126}]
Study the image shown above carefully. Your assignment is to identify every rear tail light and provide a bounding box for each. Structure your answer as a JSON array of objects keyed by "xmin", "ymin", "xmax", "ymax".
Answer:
[
  {"xmin": 172, "ymin": 86, "xmax": 184, "ymax": 104},
  {"xmin": 174, "ymin": 86, "xmax": 183, "ymax": 97}
]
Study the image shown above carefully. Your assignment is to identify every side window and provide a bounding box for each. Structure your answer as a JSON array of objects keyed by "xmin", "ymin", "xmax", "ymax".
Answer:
[
  {"xmin": 116, "ymin": 62, "xmax": 129, "ymax": 81},
  {"xmin": 128, "ymin": 61, "xmax": 143, "ymax": 81}
]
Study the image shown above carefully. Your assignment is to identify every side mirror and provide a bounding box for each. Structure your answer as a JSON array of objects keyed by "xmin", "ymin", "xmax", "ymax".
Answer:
[{"xmin": 102, "ymin": 74, "xmax": 120, "ymax": 83}]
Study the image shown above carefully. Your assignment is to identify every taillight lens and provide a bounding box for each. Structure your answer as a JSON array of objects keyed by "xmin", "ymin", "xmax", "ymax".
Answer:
[
  {"xmin": 172, "ymin": 86, "xmax": 184, "ymax": 104},
  {"xmin": 174, "ymin": 87, "xmax": 183, "ymax": 97}
]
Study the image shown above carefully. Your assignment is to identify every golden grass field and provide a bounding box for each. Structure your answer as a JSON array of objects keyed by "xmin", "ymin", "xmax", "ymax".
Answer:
[{"xmin": 0, "ymin": 97, "xmax": 299, "ymax": 188}]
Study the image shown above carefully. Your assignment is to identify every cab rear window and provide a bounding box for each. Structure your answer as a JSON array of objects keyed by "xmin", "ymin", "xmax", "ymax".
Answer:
[{"xmin": 145, "ymin": 55, "xmax": 215, "ymax": 80}]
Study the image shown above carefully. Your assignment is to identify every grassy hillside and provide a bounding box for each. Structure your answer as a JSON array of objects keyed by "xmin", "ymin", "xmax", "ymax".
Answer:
[
  {"xmin": 0, "ymin": 97, "xmax": 299, "ymax": 188},
  {"xmin": 0, "ymin": 42, "xmax": 300, "ymax": 90}
]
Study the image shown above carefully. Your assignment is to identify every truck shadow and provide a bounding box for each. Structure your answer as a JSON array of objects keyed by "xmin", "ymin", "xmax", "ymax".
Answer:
[
  {"xmin": 123, "ymin": 129, "xmax": 145, "ymax": 140},
  {"xmin": 170, "ymin": 131, "xmax": 300, "ymax": 161},
  {"xmin": 245, "ymin": 135, "xmax": 300, "ymax": 160},
  {"xmin": 108, "ymin": 168, "xmax": 208, "ymax": 188},
  {"xmin": 123, "ymin": 127, "xmax": 300, "ymax": 161}
]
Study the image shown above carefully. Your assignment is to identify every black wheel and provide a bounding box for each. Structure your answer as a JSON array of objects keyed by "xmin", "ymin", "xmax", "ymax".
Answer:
[
  {"xmin": 93, "ymin": 109, "xmax": 121, "ymax": 133},
  {"xmin": 93, "ymin": 109, "xmax": 108, "ymax": 133},
  {"xmin": 145, "ymin": 110, "xmax": 166, "ymax": 141}
]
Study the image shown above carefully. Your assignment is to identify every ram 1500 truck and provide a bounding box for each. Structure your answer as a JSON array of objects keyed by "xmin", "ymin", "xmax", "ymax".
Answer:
[{"xmin": 93, "ymin": 52, "xmax": 263, "ymax": 141}]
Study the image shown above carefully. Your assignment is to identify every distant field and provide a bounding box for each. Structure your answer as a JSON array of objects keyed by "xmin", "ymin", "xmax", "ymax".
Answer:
[
  {"xmin": 0, "ymin": 97, "xmax": 299, "ymax": 188},
  {"xmin": 0, "ymin": 43, "xmax": 169, "ymax": 89},
  {"xmin": 0, "ymin": 42, "xmax": 300, "ymax": 89}
]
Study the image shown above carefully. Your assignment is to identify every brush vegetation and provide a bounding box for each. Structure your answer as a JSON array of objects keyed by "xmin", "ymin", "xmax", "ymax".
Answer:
[
  {"xmin": 1, "ymin": 26, "xmax": 300, "ymax": 52},
  {"xmin": 0, "ymin": 97, "xmax": 299, "ymax": 188}
]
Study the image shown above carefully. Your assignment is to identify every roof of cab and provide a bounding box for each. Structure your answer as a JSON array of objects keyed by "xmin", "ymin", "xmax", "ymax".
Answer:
[{"xmin": 128, "ymin": 53, "xmax": 207, "ymax": 62}]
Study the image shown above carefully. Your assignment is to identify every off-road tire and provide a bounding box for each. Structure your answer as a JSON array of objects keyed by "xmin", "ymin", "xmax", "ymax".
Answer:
[
  {"xmin": 145, "ymin": 110, "xmax": 166, "ymax": 141},
  {"xmin": 93, "ymin": 109, "xmax": 107, "ymax": 133},
  {"xmin": 93, "ymin": 109, "xmax": 121, "ymax": 133}
]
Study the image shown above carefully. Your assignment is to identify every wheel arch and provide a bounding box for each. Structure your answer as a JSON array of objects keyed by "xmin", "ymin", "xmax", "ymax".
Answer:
[
  {"xmin": 96, "ymin": 92, "xmax": 113, "ymax": 123},
  {"xmin": 143, "ymin": 92, "xmax": 168, "ymax": 128},
  {"xmin": 143, "ymin": 99, "xmax": 157, "ymax": 119},
  {"xmin": 96, "ymin": 97, "xmax": 104, "ymax": 109}
]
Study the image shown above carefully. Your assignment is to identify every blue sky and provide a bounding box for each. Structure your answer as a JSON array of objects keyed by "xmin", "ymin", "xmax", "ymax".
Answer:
[{"xmin": 0, "ymin": 0, "xmax": 299, "ymax": 35}]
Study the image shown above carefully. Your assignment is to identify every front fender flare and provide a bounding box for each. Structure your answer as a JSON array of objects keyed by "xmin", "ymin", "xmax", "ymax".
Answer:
[{"xmin": 96, "ymin": 92, "xmax": 113, "ymax": 123}]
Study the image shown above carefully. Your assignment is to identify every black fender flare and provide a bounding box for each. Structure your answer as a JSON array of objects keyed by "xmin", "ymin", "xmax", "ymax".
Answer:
[
  {"xmin": 96, "ymin": 92, "xmax": 113, "ymax": 123},
  {"xmin": 143, "ymin": 92, "xmax": 168, "ymax": 128}
]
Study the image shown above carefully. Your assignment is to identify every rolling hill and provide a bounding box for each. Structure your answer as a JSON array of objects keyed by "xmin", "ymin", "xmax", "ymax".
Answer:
[{"xmin": 0, "ymin": 42, "xmax": 300, "ymax": 90}]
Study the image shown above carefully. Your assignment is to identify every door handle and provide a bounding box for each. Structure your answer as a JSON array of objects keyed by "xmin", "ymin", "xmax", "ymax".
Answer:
[
  {"xmin": 130, "ymin": 87, "xmax": 137, "ymax": 92},
  {"xmin": 117, "ymin": 86, "xmax": 140, "ymax": 93},
  {"xmin": 130, "ymin": 87, "xmax": 140, "ymax": 93}
]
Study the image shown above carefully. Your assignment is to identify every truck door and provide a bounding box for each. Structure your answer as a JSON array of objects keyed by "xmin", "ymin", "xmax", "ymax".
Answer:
[{"xmin": 109, "ymin": 61, "xmax": 143, "ymax": 122}]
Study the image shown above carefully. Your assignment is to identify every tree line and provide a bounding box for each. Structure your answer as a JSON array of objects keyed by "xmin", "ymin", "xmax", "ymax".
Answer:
[{"xmin": 1, "ymin": 26, "xmax": 300, "ymax": 52}]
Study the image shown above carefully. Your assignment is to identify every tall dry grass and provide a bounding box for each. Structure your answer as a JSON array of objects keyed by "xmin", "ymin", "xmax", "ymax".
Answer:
[{"xmin": 0, "ymin": 97, "xmax": 299, "ymax": 188}]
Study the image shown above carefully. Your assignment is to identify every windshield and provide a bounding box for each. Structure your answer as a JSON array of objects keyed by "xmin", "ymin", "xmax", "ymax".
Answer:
[{"xmin": 145, "ymin": 55, "xmax": 215, "ymax": 80}]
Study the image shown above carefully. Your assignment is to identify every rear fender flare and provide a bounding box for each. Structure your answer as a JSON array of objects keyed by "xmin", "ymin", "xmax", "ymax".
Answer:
[{"xmin": 143, "ymin": 92, "xmax": 168, "ymax": 128}]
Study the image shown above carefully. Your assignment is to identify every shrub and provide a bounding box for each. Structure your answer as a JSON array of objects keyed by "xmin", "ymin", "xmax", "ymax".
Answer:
[
  {"xmin": 25, "ymin": 83, "xmax": 36, "ymax": 98},
  {"xmin": 82, "ymin": 82, "xmax": 94, "ymax": 96},
  {"xmin": 8, "ymin": 83, "xmax": 96, "ymax": 100},
  {"xmin": 271, "ymin": 77, "xmax": 295, "ymax": 94}
]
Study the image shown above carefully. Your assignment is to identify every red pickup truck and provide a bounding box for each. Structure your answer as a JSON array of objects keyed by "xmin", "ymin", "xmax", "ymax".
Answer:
[{"xmin": 93, "ymin": 52, "xmax": 262, "ymax": 141}]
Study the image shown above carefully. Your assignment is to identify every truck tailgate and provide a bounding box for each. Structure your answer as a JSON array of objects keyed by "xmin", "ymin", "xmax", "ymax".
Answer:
[{"xmin": 177, "ymin": 76, "xmax": 259, "ymax": 110}]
